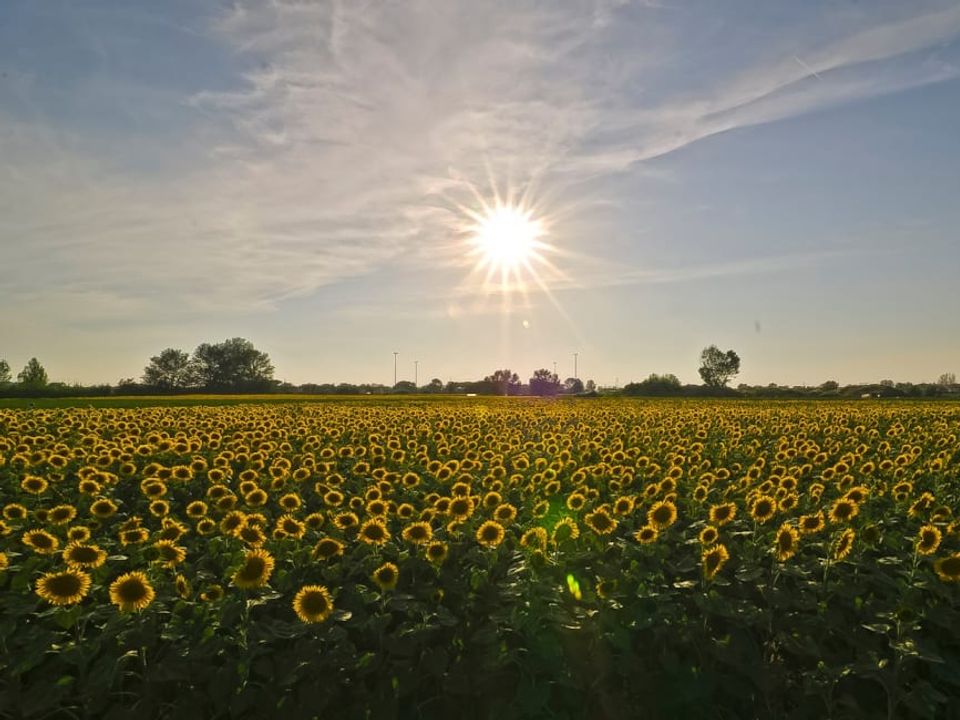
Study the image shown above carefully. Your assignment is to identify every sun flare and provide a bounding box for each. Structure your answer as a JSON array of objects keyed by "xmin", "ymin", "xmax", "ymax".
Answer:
[{"xmin": 471, "ymin": 204, "xmax": 544, "ymax": 271}]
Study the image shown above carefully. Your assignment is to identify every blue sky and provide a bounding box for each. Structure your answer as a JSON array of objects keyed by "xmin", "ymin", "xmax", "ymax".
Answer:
[{"xmin": 1, "ymin": 0, "xmax": 959, "ymax": 387}]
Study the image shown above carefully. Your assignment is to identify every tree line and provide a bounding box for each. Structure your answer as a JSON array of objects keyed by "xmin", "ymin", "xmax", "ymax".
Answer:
[{"xmin": 1, "ymin": 340, "xmax": 957, "ymax": 399}]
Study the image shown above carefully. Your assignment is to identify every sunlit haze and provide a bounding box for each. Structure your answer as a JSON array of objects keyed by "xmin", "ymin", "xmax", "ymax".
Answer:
[{"xmin": 1, "ymin": 1, "xmax": 959, "ymax": 387}]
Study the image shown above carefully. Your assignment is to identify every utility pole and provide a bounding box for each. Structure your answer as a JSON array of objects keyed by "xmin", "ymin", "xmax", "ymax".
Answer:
[
  {"xmin": 573, "ymin": 352, "xmax": 579, "ymax": 380},
  {"xmin": 414, "ymin": 360, "xmax": 419, "ymax": 388},
  {"xmin": 393, "ymin": 352, "xmax": 398, "ymax": 387},
  {"xmin": 553, "ymin": 361, "xmax": 557, "ymax": 377}
]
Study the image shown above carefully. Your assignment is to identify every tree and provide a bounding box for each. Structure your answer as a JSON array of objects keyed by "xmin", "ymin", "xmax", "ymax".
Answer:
[
  {"xmin": 529, "ymin": 368, "xmax": 561, "ymax": 396},
  {"xmin": 819, "ymin": 380, "xmax": 839, "ymax": 392},
  {"xmin": 0, "ymin": 359, "xmax": 10, "ymax": 385},
  {"xmin": 698, "ymin": 346, "xmax": 740, "ymax": 388},
  {"xmin": 938, "ymin": 372, "xmax": 956, "ymax": 387},
  {"xmin": 18, "ymin": 358, "xmax": 48, "ymax": 389},
  {"xmin": 585, "ymin": 379, "xmax": 596, "ymax": 393},
  {"xmin": 392, "ymin": 380, "xmax": 417, "ymax": 393},
  {"xmin": 425, "ymin": 378, "xmax": 444, "ymax": 393},
  {"xmin": 485, "ymin": 369, "xmax": 521, "ymax": 396},
  {"xmin": 564, "ymin": 377, "xmax": 585, "ymax": 394},
  {"xmin": 142, "ymin": 348, "xmax": 197, "ymax": 391},
  {"xmin": 624, "ymin": 373, "xmax": 682, "ymax": 396},
  {"xmin": 191, "ymin": 338, "xmax": 275, "ymax": 392}
]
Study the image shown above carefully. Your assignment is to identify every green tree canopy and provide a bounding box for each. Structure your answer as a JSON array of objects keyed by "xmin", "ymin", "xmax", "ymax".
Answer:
[
  {"xmin": 0, "ymin": 358, "xmax": 11, "ymax": 385},
  {"xmin": 18, "ymin": 358, "xmax": 49, "ymax": 388},
  {"xmin": 142, "ymin": 348, "xmax": 196, "ymax": 390},
  {"xmin": 191, "ymin": 338, "xmax": 275, "ymax": 392},
  {"xmin": 698, "ymin": 346, "xmax": 741, "ymax": 388}
]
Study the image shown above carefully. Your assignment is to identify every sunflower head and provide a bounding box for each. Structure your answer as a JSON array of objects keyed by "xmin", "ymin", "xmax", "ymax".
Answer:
[
  {"xmin": 702, "ymin": 544, "xmax": 730, "ymax": 580},
  {"xmin": 312, "ymin": 537, "xmax": 345, "ymax": 560},
  {"xmin": 293, "ymin": 584, "xmax": 334, "ymax": 623},
  {"xmin": 22, "ymin": 529, "xmax": 60, "ymax": 554},
  {"xmin": 633, "ymin": 525, "xmax": 659, "ymax": 544},
  {"xmin": 829, "ymin": 498, "xmax": 859, "ymax": 524},
  {"xmin": 36, "ymin": 570, "xmax": 91, "ymax": 606},
  {"xmin": 584, "ymin": 509, "xmax": 618, "ymax": 535},
  {"xmin": 551, "ymin": 518, "xmax": 580, "ymax": 545},
  {"xmin": 774, "ymin": 523, "xmax": 799, "ymax": 562},
  {"xmin": 109, "ymin": 572, "xmax": 156, "ymax": 612},
  {"xmin": 372, "ymin": 562, "xmax": 399, "ymax": 591},
  {"xmin": 934, "ymin": 554, "xmax": 960, "ymax": 582},
  {"xmin": 63, "ymin": 542, "xmax": 107, "ymax": 569},
  {"xmin": 232, "ymin": 549, "xmax": 276, "ymax": 589},
  {"xmin": 798, "ymin": 512, "xmax": 825, "ymax": 535},
  {"xmin": 476, "ymin": 520, "xmax": 506, "ymax": 548},
  {"xmin": 401, "ymin": 521, "xmax": 433, "ymax": 545},
  {"xmin": 833, "ymin": 529, "xmax": 856, "ymax": 561},
  {"xmin": 916, "ymin": 525, "xmax": 942, "ymax": 556},
  {"xmin": 520, "ymin": 527, "xmax": 548, "ymax": 551},
  {"xmin": 425, "ymin": 541, "xmax": 448, "ymax": 565},
  {"xmin": 698, "ymin": 526, "xmax": 719, "ymax": 546},
  {"xmin": 647, "ymin": 500, "xmax": 678, "ymax": 530},
  {"xmin": 749, "ymin": 496, "xmax": 777, "ymax": 524},
  {"xmin": 358, "ymin": 518, "xmax": 390, "ymax": 546}
]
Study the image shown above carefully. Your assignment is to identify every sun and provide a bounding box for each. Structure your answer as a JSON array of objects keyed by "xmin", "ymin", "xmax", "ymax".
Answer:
[{"xmin": 471, "ymin": 204, "xmax": 545, "ymax": 271}]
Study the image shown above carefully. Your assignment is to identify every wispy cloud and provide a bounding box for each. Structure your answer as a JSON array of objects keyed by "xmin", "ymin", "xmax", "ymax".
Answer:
[{"xmin": 2, "ymin": 0, "xmax": 959, "ymax": 322}]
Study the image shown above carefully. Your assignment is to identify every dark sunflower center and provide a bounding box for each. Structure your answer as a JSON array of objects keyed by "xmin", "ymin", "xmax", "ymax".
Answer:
[
  {"xmin": 48, "ymin": 574, "xmax": 83, "ymax": 596},
  {"xmin": 70, "ymin": 547, "xmax": 99, "ymax": 562},
  {"xmin": 301, "ymin": 592, "xmax": 329, "ymax": 615},
  {"xmin": 119, "ymin": 580, "xmax": 148, "ymax": 602}
]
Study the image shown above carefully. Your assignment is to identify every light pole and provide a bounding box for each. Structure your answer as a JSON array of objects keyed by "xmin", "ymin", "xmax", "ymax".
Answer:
[
  {"xmin": 414, "ymin": 360, "xmax": 419, "ymax": 388},
  {"xmin": 573, "ymin": 352, "xmax": 579, "ymax": 380},
  {"xmin": 553, "ymin": 361, "xmax": 557, "ymax": 377},
  {"xmin": 393, "ymin": 352, "xmax": 398, "ymax": 387}
]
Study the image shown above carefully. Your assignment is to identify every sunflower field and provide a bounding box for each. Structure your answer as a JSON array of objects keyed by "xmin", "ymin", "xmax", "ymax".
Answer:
[{"xmin": 1, "ymin": 398, "xmax": 959, "ymax": 719}]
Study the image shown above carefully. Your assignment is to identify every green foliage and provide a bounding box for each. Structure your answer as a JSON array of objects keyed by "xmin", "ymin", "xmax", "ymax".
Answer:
[
  {"xmin": 699, "ymin": 345, "xmax": 741, "ymax": 388},
  {"xmin": 0, "ymin": 358, "xmax": 11, "ymax": 385},
  {"xmin": 17, "ymin": 357, "xmax": 48, "ymax": 388}
]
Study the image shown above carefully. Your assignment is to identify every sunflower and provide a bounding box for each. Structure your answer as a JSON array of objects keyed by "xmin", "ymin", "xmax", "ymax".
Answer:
[
  {"xmin": 21, "ymin": 475, "xmax": 48, "ymax": 495},
  {"xmin": 520, "ymin": 527, "xmax": 548, "ymax": 551},
  {"xmin": 154, "ymin": 540, "xmax": 187, "ymax": 566},
  {"xmin": 185, "ymin": 501, "xmax": 208, "ymax": 518},
  {"xmin": 933, "ymin": 554, "xmax": 960, "ymax": 582},
  {"xmin": 613, "ymin": 496, "xmax": 636, "ymax": 515},
  {"xmin": 47, "ymin": 505, "xmax": 77, "ymax": 525},
  {"xmin": 698, "ymin": 526, "xmax": 719, "ymax": 546},
  {"xmin": 749, "ymin": 495, "xmax": 777, "ymax": 524},
  {"xmin": 119, "ymin": 528, "xmax": 150, "ymax": 546},
  {"xmin": 4, "ymin": 503, "xmax": 29, "ymax": 522},
  {"xmin": 22, "ymin": 529, "xmax": 60, "ymax": 554},
  {"xmin": 584, "ymin": 508, "xmax": 618, "ymax": 535},
  {"xmin": 647, "ymin": 500, "xmax": 678, "ymax": 530},
  {"xmin": 156, "ymin": 520, "xmax": 188, "ymax": 542},
  {"xmin": 633, "ymin": 525, "xmax": 659, "ymax": 544},
  {"xmin": 494, "ymin": 503, "xmax": 518, "ymax": 524},
  {"xmin": 201, "ymin": 584, "xmax": 224, "ymax": 602},
  {"xmin": 333, "ymin": 512, "xmax": 359, "ymax": 531},
  {"xmin": 36, "ymin": 570, "xmax": 92, "ymax": 606},
  {"xmin": 90, "ymin": 498, "xmax": 118, "ymax": 519},
  {"xmin": 706, "ymin": 502, "xmax": 736, "ymax": 526},
  {"xmin": 313, "ymin": 537, "xmax": 345, "ymax": 560},
  {"xmin": 244, "ymin": 489, "xmax": 269, "ymax": 508},
  {"xmin": 828, "ymin": 499, "xmax": 859, "ymax": 524},
  {"xmin": 551, "ymin": 517, "xmax": 580, "ymax": 545},
  {"xmin": 532, "ymin": 500, "xmax": 549, "ymax": 518},
  {"xmin": 372, "ymin": 562, "xmax": 399, "ymax": 591},
  {"xmin": 702, "ymin": 544, "xmax": 730, "ymax": 580},
  {"xmin": 774, "ymin": 523, "xmax": 800, "ymax": 562},
  {"xmin": 916, "ymin": 525, "xmax": 942, "ymax": 556},
  {"xmin": 566, "ymin": 493, "xmax": 587, "ymax": 512},
  {"xmin": 110, "ymin": 572, "xmax": 156, "ymax": 612},
  {"xmin": 448, "ymin": 496, "xmax": 475, "ymax": 521},
  {"xmin": 358, "ymin": 518, "xmax": 391, "ymax": 546},
  {"xmin": 304, "ymin": 512, "xmax": 324, "ymax": 530},
  {"xmin": 149, "ymin": 500, "xmax": 170, "ymax": 518},
  {"xmin": 196, "ymin": 518, "xmax": 217, "ymax": 535},
  {"xmin": 833, "ymin": 529, "xmax": 856, "ymax": 561},
  {"xmin": 277, "ymin": 514, "xmax": 306, "ymax": 539},
  {"xmin": 401, "ymin": 521, "xmax": 433, "ymax": 545},
  {"xmin": 63, "ymin": 542, "xmax": 107, "ymax": 569},
  {"xmin": 232, "ymin": 549, "xmax": 276, "ymax": 589},
  {"xmin": 220, "ymin": 511, "xmax": 247, "ymax": 536},
  {"xmin": 596, "ymin": 579, "xmax": 618, "ymax": 599},
  {"xmin": 798, "ymin": 512, "xmax": 825, "ymax": 535},
  {"xmin": 293, "ymin": 584, "xmax": 334, "ymax": 623},
  {"xmin": 476, "ymin": 520, "xmax": 506, "ymax": 548},
  {"xmin": 425, "ymin": 541, "xmax": 448, "ymax": 565},
  {"xmin": 0, "ymin": 552, "xmax": 8, "ymax": 571},
  {"xmin": 175, "ymin": 574, "xmax": 192, "ymax": 599}
]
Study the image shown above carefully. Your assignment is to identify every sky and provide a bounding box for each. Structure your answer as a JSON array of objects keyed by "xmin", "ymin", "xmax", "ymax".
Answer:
[{"xmin": 1, "ymin": 0, "xmax": 959, "ymax": 388}]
